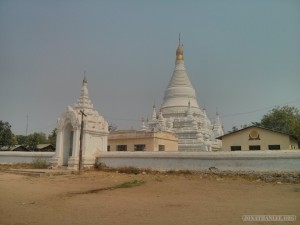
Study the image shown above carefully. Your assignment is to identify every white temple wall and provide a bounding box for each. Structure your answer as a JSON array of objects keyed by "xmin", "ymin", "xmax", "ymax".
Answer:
[
  {"xmin": 81, "ymin": 133, "xmax": 108, "ymax": 166},
  {"xmin": 0, "ymin": 152, "xmax": 55, "ymax": 164},
  {"xmin": 96, "ymin": 150, "xmax": 300, "ymax": 172}
]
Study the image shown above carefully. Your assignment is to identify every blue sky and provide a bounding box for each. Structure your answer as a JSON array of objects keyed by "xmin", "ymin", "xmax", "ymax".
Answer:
[{"xmin": 0, "ymin": 0, "xmax": 299, "ymax": 135}]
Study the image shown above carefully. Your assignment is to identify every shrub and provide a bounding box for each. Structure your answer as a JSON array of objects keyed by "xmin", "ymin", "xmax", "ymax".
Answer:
[{"xmin": 31, "ymin": 158, "xmax": 49, "ymax": 169}]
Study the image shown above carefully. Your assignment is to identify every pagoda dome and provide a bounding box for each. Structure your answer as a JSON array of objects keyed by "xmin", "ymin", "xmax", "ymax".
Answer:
[
  {"xmin": 161, "ymin": 40, "xmax": 203, "ymax": 118},
  {"xmin": 176, "ymin": 45, "xmax": 184, "ymax": 60}
]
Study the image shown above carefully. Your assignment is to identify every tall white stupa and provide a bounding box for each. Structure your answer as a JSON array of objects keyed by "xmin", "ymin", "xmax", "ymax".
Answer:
[{"xmin": 142, "ymin": 36, "xmax": 223, "ymax": 151}]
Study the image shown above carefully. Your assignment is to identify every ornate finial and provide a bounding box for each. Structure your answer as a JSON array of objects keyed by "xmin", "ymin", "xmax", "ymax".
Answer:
[
  {"xmin": 216, "ymin": 107, "xmax": 219, "ymax": 116},
  {"xmin": 176, "ymin": 33, "xmax": 184, "ymax": 61},
  {"xmin": 83, "ymin": 70, "xmax": 87, "ymax": 84}
]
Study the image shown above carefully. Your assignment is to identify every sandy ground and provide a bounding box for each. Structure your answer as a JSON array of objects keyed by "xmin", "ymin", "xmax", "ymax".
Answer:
[{"xmin": 0, "ymin": 170, "xmax": 299, "ymax": 225}]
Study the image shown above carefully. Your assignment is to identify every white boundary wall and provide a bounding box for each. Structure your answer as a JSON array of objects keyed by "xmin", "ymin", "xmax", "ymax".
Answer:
[
  {"xmin": 97, "ymin": 150, "xmax": 300, "ymax": 172},
  {"xmin": 0, "ymin": 152, "xmax": 55, "ymax": 164},
  {"xmin": 1, "ymin": 150, "xmax": 300, "ymax": 172}
]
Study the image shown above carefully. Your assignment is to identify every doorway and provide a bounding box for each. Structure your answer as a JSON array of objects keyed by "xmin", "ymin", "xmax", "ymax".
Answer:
[{"xmin": 63, "ymin": 123, "xmax": 74, "ymax": 166}]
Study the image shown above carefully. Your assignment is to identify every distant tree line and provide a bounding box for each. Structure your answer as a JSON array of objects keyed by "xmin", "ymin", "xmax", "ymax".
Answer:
[{"xmin": 0, "ymin": 120, "xmax": 56, "ymax": 151}]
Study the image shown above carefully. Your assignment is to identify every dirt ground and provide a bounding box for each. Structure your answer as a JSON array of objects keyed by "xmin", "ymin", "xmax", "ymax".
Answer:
[{"xmin": 0, "ymin": 170, "xmax": 299, "ymax": 225}]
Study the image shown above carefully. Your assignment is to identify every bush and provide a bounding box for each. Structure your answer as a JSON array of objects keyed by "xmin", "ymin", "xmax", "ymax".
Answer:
[{"xmin": 31, "ymin": 158, "xmax": 49, "ymax": 169}]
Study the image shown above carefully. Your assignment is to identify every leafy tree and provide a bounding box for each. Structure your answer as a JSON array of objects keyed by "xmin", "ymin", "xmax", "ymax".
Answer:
[
  {"xmin": 48, "ymin": 128, "xmax": 57, "ymax": 146},
  {"xmin": 256, "ymin": 106, "xmax": 300, "ymax": 141},
  {"xmin": 26, "ymin": 132, "xmax": 48, "ymax": 150},
  {"xmin": 11, "ymin": 134, "xmax": 17, "ymax": 145},
  {"xmin": 0, "ymin": 121, "xmax": 15, "ymax": 147},
  {"xmin": 26, "ymin": 133, "xmax": 39, "ymax": 150},
  {"xmin": 16, "ymin": 135, "xmax": 28, "ymax": 145},
  {"xmin": 36, "ymin": 132, "xmax": 48, "ymax": 143}
]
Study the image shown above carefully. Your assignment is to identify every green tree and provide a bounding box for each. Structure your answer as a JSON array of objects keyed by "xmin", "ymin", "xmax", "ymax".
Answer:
[
  {"xmin": 48, "ymin": 128, "xmax": 57, "ymax": 146},
  {"xmin": 26, "ymin": 132, "xmax": 48, "ymax": 150},
  {"xmin": 16, "ymin": 135, "xmax": 28, "ymax": 145},
  {"xmin": 11, "ymin": 134, "xmax": 17, "ymax": 145},
  {"xmin": 26, "ymin": 133, "xmax": 39, "ymax": 150},
  {"xmin": 36, "ymin": 132, "xmax": 48, "ymax": 143},
  {"xmin": 256, "ymin": 106, "xmax": 300, "ymax": 141},
  {"xmin": 0, "ymin": 121, "xmax": 15, "ymax": 147}
]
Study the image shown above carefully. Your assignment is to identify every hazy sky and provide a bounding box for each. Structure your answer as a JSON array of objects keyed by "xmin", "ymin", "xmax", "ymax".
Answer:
[{"xmin": 1, "ymin": 0, "xmax": 299, "ymax": 136}]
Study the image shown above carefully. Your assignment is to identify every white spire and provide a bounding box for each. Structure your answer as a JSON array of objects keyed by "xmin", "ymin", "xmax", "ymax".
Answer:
[
  {"xmin": 158, "ymin": 109, "xmax": 164, "ymax": 121},
  {"xmin": 140, "ymin": 118, "xmax": 147, "ymax": 131},
  {"xmin": 74, "ymin": 76, "xmax": 94, "ymax": 111},
  {"xmin": 215, "ymin": 112, "xmax": 221, "ymax": 125},
  {"xmin": 213, "ymin": 111, "xmax": 224, "ymax": 136},
  {"xmin": 151, "ymin": 104, "xmax": 157, "ymax": 120}
]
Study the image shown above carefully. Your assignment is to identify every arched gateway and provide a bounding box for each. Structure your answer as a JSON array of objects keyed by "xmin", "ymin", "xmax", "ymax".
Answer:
[{"xmin": 52, "ymin": 77, "xmax": 108, "ymax": 169}]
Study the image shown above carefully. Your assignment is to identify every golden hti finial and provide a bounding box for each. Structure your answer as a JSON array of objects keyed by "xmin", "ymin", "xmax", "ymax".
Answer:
[{"xmin": 176, "ymin": 33, "xmax": 184, "ymax": 60}]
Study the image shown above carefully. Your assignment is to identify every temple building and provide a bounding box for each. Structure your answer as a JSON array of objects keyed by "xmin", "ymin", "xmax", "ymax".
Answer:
[
  {"xmin": 52, "ymin": 77, "xmax": 109, "ymax": 169},
  {"xmin": 108, "ymin": 130, "xmax": 178, "ymax": 152},
  {"xmin": 142, "ymin": 38, "xmax": 224, "ymax": 151}
]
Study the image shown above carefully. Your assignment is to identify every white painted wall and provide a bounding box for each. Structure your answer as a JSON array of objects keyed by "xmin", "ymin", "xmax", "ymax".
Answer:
[
  {"xmin": 2, "ymin": 150, "xmax": 299, "ymax": 172},
  {"xmin": 97, "ymin": 150, "xmax": 300, "ymax": 172},
  {"xmin": 0, "ymin": 152, "xmax": 55, "ymax": 164}
]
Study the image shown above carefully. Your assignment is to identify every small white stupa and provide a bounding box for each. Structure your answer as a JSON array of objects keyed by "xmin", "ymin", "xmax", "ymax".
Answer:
[{"xmin": 52, "ymin": 76, "xmax": 108, "ymax": 169}]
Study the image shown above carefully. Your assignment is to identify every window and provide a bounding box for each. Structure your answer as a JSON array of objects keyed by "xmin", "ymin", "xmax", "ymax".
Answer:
[
  {"xmin": 249, "ymin": 145, "xmax": 261, "ymax": 150},
  {"xmin": 231, "ymin": 146, "xmax": 241, "ymax": 151},
  {"xmin": 117, "ymin": 145, "xmax": 127, "ymax": 151},
  {"xmin": 134, "ymin": 144, "xmax": 145, "ymax": 151},
  {"xmin": 268, "ymin": 145, "xmax": 280, "ymax": 150},
  {"xmin": 159, "ymin": 145, "xmax": 165, "ymax": 151},
  {"xmin": 107, "ymin": 145, "xmax": 110, "ymax": 152}
]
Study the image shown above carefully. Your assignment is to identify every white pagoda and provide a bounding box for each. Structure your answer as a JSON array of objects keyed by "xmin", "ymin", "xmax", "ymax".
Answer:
[
  {"xmin": 142, "ymin": 37, "xmax": 224, "ymax": 151},
  {"xmin": 52, "ymin": 77, "xmax": 109, "ymax": 169}
]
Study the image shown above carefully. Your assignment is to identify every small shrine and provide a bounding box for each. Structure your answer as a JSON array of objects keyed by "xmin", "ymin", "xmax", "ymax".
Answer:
[{"xmin": 52, "ymin": 77, "xmax": 108, "ymax": 169}]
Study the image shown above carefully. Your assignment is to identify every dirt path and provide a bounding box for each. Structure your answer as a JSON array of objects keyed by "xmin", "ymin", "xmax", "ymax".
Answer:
[{"xmin": 0, "ymin": 171, "xmax": 299, "ymax": 225}]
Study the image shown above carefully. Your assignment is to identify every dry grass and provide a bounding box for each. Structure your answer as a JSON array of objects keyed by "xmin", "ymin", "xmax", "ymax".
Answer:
[
  {"xmin": 69, "ymin": 180, "xmax": 145, "ymax": 195},
  {"xmin": 95, "ymin": 163, "xmax": 300, "ymax": 184},
  {"xmin": 0, "ymin": 163, "xmax": 35, "ymax": 170},
  {"xmin": 1, "ymin": 163, "xmax": 299, "ymax": 184}
]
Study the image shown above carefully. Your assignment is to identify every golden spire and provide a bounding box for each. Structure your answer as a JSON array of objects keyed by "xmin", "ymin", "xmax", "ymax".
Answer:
[{"xmin": 176, "ymin": 33, "xmax": 184, "ymax": 60}]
